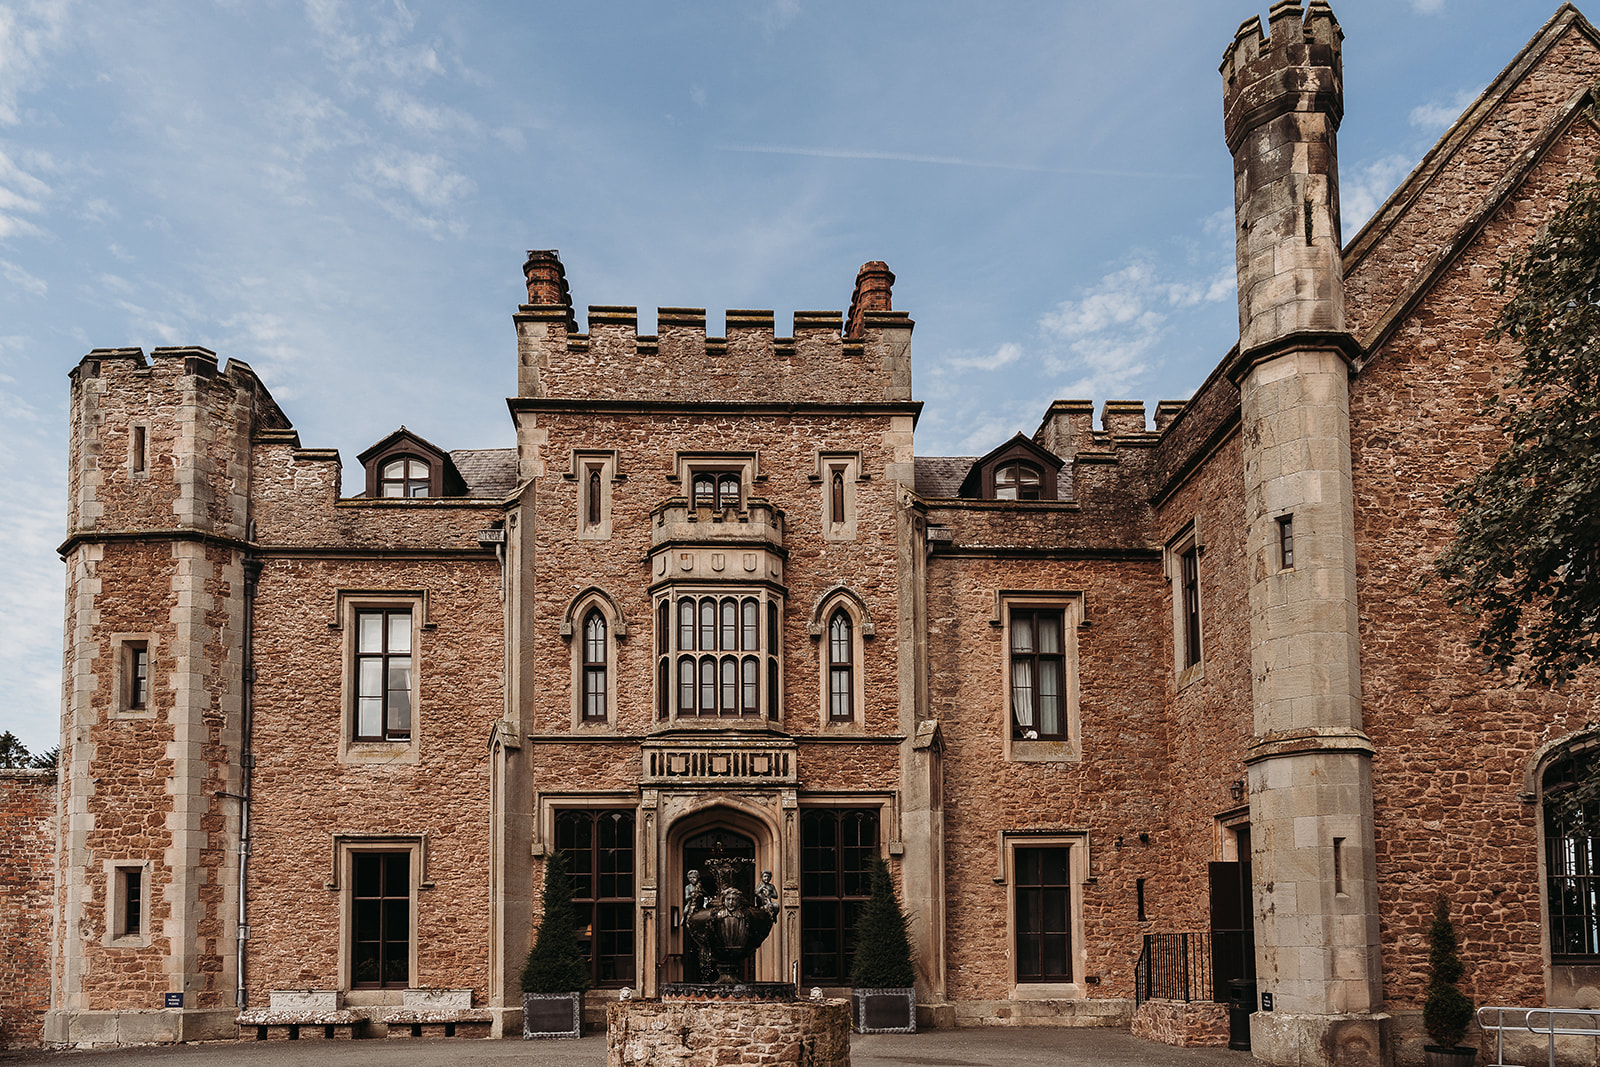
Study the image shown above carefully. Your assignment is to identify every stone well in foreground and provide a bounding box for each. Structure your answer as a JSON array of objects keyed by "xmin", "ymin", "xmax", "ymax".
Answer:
[{"xmin": 606, "ymin": 997, "xmax": 851, "ymax": 1067}]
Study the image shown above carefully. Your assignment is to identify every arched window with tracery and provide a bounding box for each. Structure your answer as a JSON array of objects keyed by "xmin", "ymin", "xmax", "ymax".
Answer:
[
  {"xmin": 1546, "ymin": 750, "xmax": 1600, "ymax": 960},
  {"xmin": 828, "ymin": 609, "xmax": 854, "ymax": 723},
  {"xmin": 582, "ymin": 609, "xmax": 608, "ymax": 722}
]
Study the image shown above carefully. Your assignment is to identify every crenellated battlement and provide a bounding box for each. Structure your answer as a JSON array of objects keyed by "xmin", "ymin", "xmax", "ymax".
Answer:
[
  {"xmin": 66, "ymin": 346, "xmax": 291, "ymax": 541},
  {"xmin": 1221, "ymin": 0, "xmax": 1343, "ymax": 154},
  {"xmin": 514, "ymin": 253, "xmax": 914, "ymax": 405}
]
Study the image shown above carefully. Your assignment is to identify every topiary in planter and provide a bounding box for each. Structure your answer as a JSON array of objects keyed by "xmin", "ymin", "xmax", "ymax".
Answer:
[
  {"xmin": 1422, "ymin": 894, "xmax": 1474, "ymax": 1057},
  {"xmin": 521, "ymin": 852, "xmax": 591, "ymax": 1038},
  {"xmin": 850, "ymin": 858, "xmax": 915, "ymax": 988},
  {"xmin": 849, "ymin": 857, "xmax": 916, "ymax": 1033}
]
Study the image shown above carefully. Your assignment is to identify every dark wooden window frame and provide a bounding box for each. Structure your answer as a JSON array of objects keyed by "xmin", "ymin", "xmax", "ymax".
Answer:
[
  {"xmin": 1546, "ymin": 752, "xmax": 1600, "ymax": 962},
  {"xmin": 691, "ymin": 471, "xmax": 742, "ymax": 511},
  {"xmin": 827, "ymin": 609, "xmax": 854, "ymax": 723},
  {"xmin": 1180, "ymin": 546, "xmax": 1202, "ymax": 669},
  {"xmin": 556, "ymin": 808, "xmax": 637, "ymax": 987},
  {"xmin": 128, "ymin": 643, "xmax": 149, "ymax": 711},
  {"xmin": 1015, "ymin": 845, "xmax": 1072, "ymax": 982},
  {"xmin": 378, "ymin": 454, "xmax": 433, "ymax": 498},
  {"xmin": 1009, "ymin": 608, "xmax": 1066, "ymax": 740},
  {"xmin": 354, "ymin": 608, "xmax": 414, "ymax": 742},
  {"xmin": 799, "ymin": 807, "xmax": 879, "ymax": 984},
  {"xmin": 582, "ymin": 609, "xmax": 608, "ymax": 722},
  {"xmin": 351, "ymin": 850, "xmax": 411, "ymax": 988},
  {"xmin": 662, "ymin": 593, "xmax": 776, "ymax": 719}
]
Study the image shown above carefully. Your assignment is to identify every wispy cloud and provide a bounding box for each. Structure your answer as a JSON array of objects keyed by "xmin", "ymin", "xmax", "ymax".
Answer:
[
  {"xmin": 943, "ymin": 342, "xmax": 1024, "ymax": 373},
  {"xmin": 376, "ymin": 88, "xmax": 482, "ymax": 136},
  {"xmin": 0, "ymin": 0, "xmax": 71, "ymax": 126},
  {"xmin": 1342, "ymin": 153, "xmax": 1416, "ymax": 233},
  {"xmin": 719, "ymin": 144, "xmax": 1190, "ymax": 180},
  {"xmin": 352, "ymin": 149, "xmax": 474, "ymax": 235},
  {"xmin": 1, "ymin": 258, "xmax": 46, "ymax": 296},
  {"xmin": 1410, "ymin": 86, "xmax": 1481, "ymax": 131},
  {"xmin": 0, "ymin": 145, "xmax": 50, "ymax": 238},
  {"xmin": 1041, "ymin": 259, "xmax": 1233, "ymax": 399},
  {"xmin": 1411, "ymin": 0, "xmax": 1445, "ymax": 13}
]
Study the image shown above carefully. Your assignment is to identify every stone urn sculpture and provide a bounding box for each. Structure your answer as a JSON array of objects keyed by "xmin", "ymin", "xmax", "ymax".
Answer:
[{"xmin": 684, "ymin": 885, "xmax": 775, "ymax": 985}]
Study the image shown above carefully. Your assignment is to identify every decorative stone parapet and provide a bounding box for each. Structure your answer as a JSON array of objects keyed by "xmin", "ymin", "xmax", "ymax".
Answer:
[
  {"xmin": 641, "ymin": 737, "xmax": 798, "ymax": 785},
  {"xmin": 1130, "ymin": 999, "xmax": 1230, "ymax": 1048},
  {"xmin": 607, "ymin": 997, "xmax": 850, "ymax": 1067}
]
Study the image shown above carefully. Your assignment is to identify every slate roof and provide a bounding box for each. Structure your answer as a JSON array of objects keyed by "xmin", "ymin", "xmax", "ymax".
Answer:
[
  {"xmin": 914, "ymin": 457, "xmax": 976, "ymax": 499},
  {"xmin": 450, "ymin": 448, "xmax": 520, "ymax": 498}
]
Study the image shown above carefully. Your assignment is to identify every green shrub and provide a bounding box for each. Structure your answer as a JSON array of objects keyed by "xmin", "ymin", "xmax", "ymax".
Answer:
[
  {"xmin": 1422, "ymin": 894, "xmax": 1473, "ymax": 1048},
  {"xmin": 849, "ymin": 858, "xmax": 915, "ymax": 988},
  {"xmin": 519, "ymin": 851, "xmax": 592, "ymax": 994}
]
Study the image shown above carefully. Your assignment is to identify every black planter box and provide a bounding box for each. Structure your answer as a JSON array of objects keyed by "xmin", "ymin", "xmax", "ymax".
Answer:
[
  {"xmin": 522, "ymin": 992, "xmax": 581, "ymax": 1039},
  {"xmin": 852, "ymin": 987, "xmax": 916, "ymax": 1034}
]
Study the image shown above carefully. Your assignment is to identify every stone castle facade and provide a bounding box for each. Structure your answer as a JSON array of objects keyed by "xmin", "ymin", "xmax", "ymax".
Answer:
[{"xmin": 12, "ymin": 4, "xmax": 1600, "ymax": 1065}]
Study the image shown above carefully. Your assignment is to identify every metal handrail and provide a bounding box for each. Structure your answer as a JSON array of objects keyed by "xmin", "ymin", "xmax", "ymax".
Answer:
[{"xmin": 1477, "ymin": 1005, "xmax": 1600, "ymax": 1067}]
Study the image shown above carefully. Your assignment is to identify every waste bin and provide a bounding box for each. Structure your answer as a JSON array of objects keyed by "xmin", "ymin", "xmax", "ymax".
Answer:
[{"xmin": 1226, "ymin": 978, "xmax": 1257, "ymax": 1051}]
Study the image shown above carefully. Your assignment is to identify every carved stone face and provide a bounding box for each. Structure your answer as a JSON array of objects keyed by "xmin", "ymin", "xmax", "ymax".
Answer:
[{"xmin": 721, "ymin": 887, "xmax": 745, "ymax": 910}]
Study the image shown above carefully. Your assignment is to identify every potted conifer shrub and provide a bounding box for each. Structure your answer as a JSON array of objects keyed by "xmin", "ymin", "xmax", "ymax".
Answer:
[
  {"xmin": 849, "ymin": 857, "xmax": 917, "ymax": 1034},
  {"xmin": 1422, "ymin": 894, "xmax": 1477, "ymax": 1067},
  {"xmin": 521, "ymin": 851, "xmax": 591, "ymax": 1039}
]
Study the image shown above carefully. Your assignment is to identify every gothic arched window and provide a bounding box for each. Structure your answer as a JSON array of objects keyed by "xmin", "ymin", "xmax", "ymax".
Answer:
[{"xmin": 582, "ymin": 609, "xmax": 608, "ymax": 722}]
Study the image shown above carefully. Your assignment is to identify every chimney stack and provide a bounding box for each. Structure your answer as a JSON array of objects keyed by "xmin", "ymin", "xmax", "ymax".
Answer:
[{"xmin": 845, "ymin": 261, "xmax": 894, "ymax": 339}]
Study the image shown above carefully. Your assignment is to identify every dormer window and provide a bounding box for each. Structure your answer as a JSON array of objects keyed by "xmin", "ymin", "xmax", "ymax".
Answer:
[
  {"xmin": 957, "ymin": 432, "xmax": 1065, "ymax": 502},
  {"xmin": 994, "ymin": 462, "xmax": 1043, "ymax": 501},
  {"xmin": 380, "ymin": 456, "xmax": 431, "ymax": 498},
  {"xmin": 357, "ymin": 428, "xmax": 468, "ymax": 500}
]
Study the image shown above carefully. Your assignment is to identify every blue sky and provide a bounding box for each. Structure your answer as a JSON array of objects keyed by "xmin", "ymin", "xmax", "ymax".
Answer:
[{"xmin": 0, "ymin": 0, "xmax": 1567, "ymax": 753}]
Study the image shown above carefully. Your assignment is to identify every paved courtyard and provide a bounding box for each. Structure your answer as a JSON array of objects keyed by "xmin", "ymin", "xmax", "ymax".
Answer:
[{"xmin": 0, "ymin": 1030, "xmax": 1253, "ymax": 1067}]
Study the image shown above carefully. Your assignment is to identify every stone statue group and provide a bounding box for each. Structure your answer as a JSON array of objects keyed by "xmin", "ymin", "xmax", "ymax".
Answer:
[{"xmin": 681, "ymin": 868, "xmax": 780, "ymax": 985}]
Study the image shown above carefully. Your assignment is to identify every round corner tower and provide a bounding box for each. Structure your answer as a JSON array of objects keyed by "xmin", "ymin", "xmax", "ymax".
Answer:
[{"xmin": 1222, "ymin": 3, "xmax": 1386, "ymax": 1065}]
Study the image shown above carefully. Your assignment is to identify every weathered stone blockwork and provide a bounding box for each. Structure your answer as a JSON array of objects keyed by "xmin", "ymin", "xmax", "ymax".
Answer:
[
  {"xmin": 1, "ymin": 769, "xmax": 55, "ymax": 1048},
  {"xmin": 606, "ymin": 997, "xmax": 850, "ymax": 1067},
  {"xmin": 22, "ymin": 7, "xmax": 1600, "ymax": 1065}
]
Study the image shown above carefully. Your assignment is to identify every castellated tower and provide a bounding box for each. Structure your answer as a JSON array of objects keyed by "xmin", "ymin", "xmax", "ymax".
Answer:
[
  {"xmin": 1222, "ymin": 3, "xmax": 1386, "ymax": 1064},
  {"xmin": 50, "ymin": 347, "xmax": 289, "ymax": 1044}
]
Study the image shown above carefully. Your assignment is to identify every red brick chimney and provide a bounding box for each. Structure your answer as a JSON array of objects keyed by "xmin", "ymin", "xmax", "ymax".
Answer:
[
  {"xmin": 522, "ymin": 250, "xmax": 571, "ymax": 307},
  {"xmin": 845, "ymin": 261, "xmax": 894, "ymax": 338}
]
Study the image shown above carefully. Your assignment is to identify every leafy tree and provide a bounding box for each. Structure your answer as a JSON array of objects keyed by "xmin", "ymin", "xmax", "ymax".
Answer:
[
  {"xmin": 848, "ymin": 857, "xmax": 915, "ymax": 988},
  {"xmin": 519, "ymin": 851, "xmax": 592, "ymax": 994},
  {"xmin": 0, "ymin": 732, "xmax": 30, "ymax": 769},
  {"xmin": 1436, "ymin": 151, "xmax": 1600, "ymax": 685},
  {"xmin": 1422, "ymin": 895, "xmax": 1474, "ymax": 1049}
]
